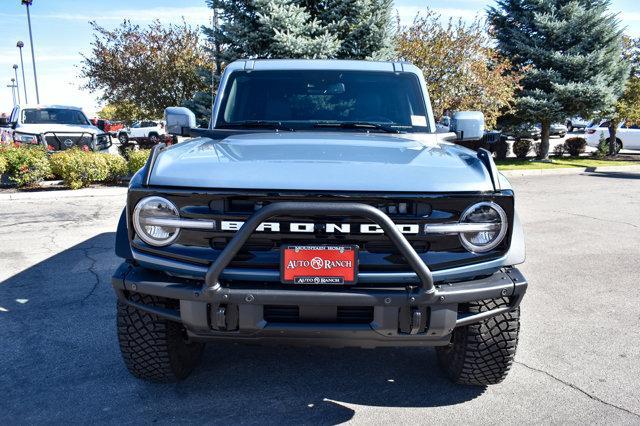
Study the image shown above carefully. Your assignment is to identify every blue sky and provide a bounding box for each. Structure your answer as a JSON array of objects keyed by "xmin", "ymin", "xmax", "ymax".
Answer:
[{"xmin": 1, "ymin": 0, "xmax": 638, "ymax": 115}]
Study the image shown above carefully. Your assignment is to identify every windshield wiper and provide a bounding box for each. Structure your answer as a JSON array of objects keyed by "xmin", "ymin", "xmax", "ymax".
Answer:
[
  {"xmin": 312, "ymin": 121, "xmax": 401, "ymax": 133},
  {"xmin": 218, "ymin": 120, "xmax": 295, "ymax": 131}
]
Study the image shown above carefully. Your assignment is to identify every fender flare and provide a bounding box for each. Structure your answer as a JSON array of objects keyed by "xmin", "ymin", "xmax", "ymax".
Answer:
[{"xmin": 115, "ymin": 208, "xmax": 133, "ymax": 260}]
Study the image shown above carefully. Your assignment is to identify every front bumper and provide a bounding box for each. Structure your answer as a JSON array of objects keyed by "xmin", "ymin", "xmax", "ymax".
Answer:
[
  {"xmin": 112, "ymin": 263, "xmax": 527, "ymax": 347},
  {"xmin": 114, "ymin": 200, "xmax": 526, "ymax": 347}
]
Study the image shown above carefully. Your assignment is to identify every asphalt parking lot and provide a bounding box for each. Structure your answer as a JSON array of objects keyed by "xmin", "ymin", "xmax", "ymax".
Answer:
[{"xmin": 1, "ymin": 171, "xmax": 639, "ymax": 424}]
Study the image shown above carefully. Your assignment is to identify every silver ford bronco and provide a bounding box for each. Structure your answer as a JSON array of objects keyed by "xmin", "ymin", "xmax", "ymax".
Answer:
[{"xmin": 112, "ymin": 59, "xmax": 527, "ymax": 385}]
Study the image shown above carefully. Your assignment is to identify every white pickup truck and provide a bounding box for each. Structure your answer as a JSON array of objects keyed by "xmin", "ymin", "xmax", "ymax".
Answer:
[{"xmin": 0, "ymin": 104, "xmax": 111, "ymax": 152}]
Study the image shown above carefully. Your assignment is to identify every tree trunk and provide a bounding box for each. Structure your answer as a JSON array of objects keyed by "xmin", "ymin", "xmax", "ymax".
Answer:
[
  {"xmin": 608, "ymin": 121, "xmax": 618, "ymax": 156},
  {"xmin": 539, "ymin": 121, "xmax": 550, "ymax": 160}
]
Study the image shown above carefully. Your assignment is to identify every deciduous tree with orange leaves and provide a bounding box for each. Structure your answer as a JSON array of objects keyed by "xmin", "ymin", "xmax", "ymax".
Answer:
[{"xmin": 395, "ymin": 10, "xmax": 520, "ymax": 128}]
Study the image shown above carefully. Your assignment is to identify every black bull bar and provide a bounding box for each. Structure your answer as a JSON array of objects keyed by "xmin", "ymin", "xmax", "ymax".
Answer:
[{"xmin": 203, "ymin": 201, "xmax": 435, "ymax": 297}]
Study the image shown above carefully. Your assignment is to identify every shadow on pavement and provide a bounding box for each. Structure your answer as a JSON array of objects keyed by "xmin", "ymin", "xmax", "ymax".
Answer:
[
  {"xmin": 583, "ymin": 170, "xmax": 640, "ymax": 180},
  {"xmin": 0, "ymin": 233, "xmax": 484, "ymax": 424}
]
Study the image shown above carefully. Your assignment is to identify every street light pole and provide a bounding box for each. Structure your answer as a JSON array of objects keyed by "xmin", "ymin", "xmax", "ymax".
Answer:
[
  {"xmin": 8, "ymin": 79, "xmax": 17, "ymax": 106},
  {"xmin": 17, "ymin": 41, "xmax": 28, "ymax": 104},
  {"xmin": 13, "ymin": 65, "xmax": 21, "ymax": 104},
  {"xmin": 22, "ymin": 0, "xmax": 40, "ymax": 104}
]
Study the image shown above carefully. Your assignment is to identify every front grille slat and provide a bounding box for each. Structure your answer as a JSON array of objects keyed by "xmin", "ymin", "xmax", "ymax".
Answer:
[{"xmin": 263, "ymin": 305, "xmax": 373, "ymax": 324}]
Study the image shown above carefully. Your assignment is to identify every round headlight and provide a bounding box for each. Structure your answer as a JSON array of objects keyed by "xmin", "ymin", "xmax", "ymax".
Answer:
[
  {"xmin": 459, "ymin": 202, "xmax": 508, "ymax": 253},
  {"xmin": 132, "ymin": 196, "xmax": 180, "ymax": 246}
]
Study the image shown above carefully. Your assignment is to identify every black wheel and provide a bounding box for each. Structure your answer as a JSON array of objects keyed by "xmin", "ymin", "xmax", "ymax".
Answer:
[
  {"xmin": 149, "ymin": 133, "xmax": 160, "ymax": 144},
  {"xmin": 614, "ymin": 139, "xmax": 622, "ymax": 154},
  {"xmin": 118, "ymin": 133, "xmax": 129, "ymax": 144},
  {"xmin": 436, "ymin": 297, "xmax": 520, "ymax": 386},
  {"xmin": 117, "ymin": 293, "xmax": 204, "ymax": 382}
]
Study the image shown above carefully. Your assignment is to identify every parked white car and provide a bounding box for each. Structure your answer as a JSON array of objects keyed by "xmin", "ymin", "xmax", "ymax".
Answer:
[
  {"xmin": 585, "ymin": 120, "xmax": 640, "ymax": 152},
  {"xmin": 117, "ymin": 120, "xmax": 166, "ymax": 148},
  {"xmin": 0, "ymin": 104, "xmax": 111, "ymax": 152},
  {"xmin": 565, "ymin": 116, "xmax": 591, "ymax": 132}
]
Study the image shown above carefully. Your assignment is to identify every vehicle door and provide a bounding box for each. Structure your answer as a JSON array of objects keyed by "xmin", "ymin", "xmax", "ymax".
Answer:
[
  {"xmin": 620, "ymin": 120, "xmax": 640, "ymax": 150},
  {"xmin": 129, "ymin": 121, "xmax": 143, "ymax": 138},
  {"xmin": 146, "ymin": 121, "xmax": 159, "ymax": 136}
]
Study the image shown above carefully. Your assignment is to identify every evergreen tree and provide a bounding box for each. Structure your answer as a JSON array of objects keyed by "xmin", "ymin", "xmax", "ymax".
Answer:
[
  {"xmin": 188, "ymin": 0, "xmax": 394, "ymax": 124},
  {"xmin": 488, "ymin": 0, "xmax": 629, "ymax": 159}
]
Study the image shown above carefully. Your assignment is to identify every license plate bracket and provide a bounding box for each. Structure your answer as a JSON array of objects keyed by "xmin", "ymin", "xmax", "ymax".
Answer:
[{"xmin": 280, "ymin": 245, "xmax": 358, "ymax": 285}]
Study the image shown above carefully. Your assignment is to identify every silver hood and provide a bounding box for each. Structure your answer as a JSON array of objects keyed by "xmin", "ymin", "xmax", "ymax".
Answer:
[{"xmin": 149, "ymin": 132, "xmax": 494, "ymax": 192}]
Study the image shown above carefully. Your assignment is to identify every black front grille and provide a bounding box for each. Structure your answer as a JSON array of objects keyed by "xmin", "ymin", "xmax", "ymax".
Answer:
[
  {"xmin": 263, "ymin": 305, "xmax": 374, "ymax": 324},
  {"xmin": 44, "ymin": 134, "xmax": 93, "ymax": 151},
  {"xmin": 128, "ymin": 188, "xmax": 515, "ymax": 273}
]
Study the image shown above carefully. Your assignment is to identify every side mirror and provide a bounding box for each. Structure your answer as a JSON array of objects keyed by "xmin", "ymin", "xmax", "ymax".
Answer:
[
  {"xmin": 450, "ymin": 111, "xmax": 485, "ymax": 141},
  {"xmin": 164, "ymin": 107, "xmax": 196, "ymax": 136},
  {"xmin": 435, "ymin": 116, "xmax": 451, "ymax": 133}
]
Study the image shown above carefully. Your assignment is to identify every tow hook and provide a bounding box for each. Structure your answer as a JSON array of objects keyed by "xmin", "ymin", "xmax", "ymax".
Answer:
[{"xmin": 212, "ymin": 304, "xmax": 239, "ymax": 331}]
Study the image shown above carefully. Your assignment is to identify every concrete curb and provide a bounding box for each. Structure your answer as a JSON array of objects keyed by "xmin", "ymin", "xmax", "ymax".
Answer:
[
  {"xmin": 500, "ymin": 164, "xmax": 640, "ymax": 177},
  {"xmin": 0, "ymin": 186, "xmax": 127, "ymax": 201}
]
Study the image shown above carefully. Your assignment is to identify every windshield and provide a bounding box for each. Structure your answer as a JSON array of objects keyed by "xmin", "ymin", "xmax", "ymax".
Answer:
[
  {"xmin": 216, "ymin": 70, "xmax": 430, "ymax": 133},
  {"xmin": 21, "ymin": 108, "xmax": 90, "ymax": 125}
]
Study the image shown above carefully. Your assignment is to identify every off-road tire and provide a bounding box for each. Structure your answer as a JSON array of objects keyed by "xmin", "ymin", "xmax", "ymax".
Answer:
[
  {"xmin": 436, "ymin": 297, "xmax": 520, "ymax": 386},
  {"xmin": 117, "ymin": 293, "xmax": 204, "ymax": 382},
  {"xmin": 149, "ymin": 133, "xmax": 160, "ymax": 144}
]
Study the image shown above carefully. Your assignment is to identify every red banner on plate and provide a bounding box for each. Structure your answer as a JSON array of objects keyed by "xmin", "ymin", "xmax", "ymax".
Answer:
[{"xmin": 281, "ymin": 245, "xmax": 358, "ymax": 284}]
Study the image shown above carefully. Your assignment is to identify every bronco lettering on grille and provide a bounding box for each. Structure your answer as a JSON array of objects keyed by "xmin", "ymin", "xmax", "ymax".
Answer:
[{"xmin": 220, "ymin": 221, "xmax": 419, "ymax": 234}]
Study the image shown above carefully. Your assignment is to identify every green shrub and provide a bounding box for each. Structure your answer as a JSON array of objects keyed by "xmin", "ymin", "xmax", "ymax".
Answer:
[
  {"xmin": 49, "ymin": 149, "xmax": 109, "ymax": 189},
  {"xmin": 101, "ymin": 154, "xmax": 128, "ymax": 182},
  {"xmin": 512, "ymin": 139, "xmax": 531, "ymax": 159},
  {"xmin": 1, "ymin": 144, "xmax": 51, "ymax": 187},
  {"xmin": 553, "ymin": 143, "xmax": 567, "ymax": 157},
  {"xmin": 493, "ymin": 138, "xmax": 510, "ymax": 160},
  {"xmin": 0, "ymin": 153, "xmax": 7, "ymax": 176},
  {"xmin": 593, "ymin": 132, "xmax": 609, "ymax": 158},
  {"xmin": 564, "ymin": 137, "xmax": 587, "ymax": 157},
  {"xmin": 126, "ymin": 149, "xmax": 151, "ymax": 175}
]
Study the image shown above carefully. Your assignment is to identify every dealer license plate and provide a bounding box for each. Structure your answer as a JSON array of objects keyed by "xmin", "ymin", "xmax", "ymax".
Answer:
[{"xmin": 280, "ymin": 245, "xmax": 358, "ymax": 285}]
